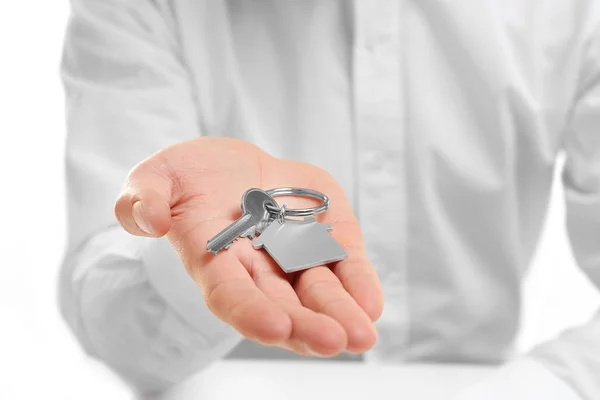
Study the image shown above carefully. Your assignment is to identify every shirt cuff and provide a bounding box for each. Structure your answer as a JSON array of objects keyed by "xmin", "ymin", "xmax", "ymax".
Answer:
[
  {"xmin": 137, "ymin": 231, "xmax": 239, "ymax": 339},
  {"xmin": 452, "ymin": 357, "xmax": 581, "ymax": 400},
  {"xmin": 93, "ymin": 226, "xmax": 241, "ymax": 349}
]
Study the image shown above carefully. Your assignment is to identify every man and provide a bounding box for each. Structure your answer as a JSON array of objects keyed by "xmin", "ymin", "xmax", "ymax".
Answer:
[{"xmin": 59, "ymin": 0, "xmax": 600, "ymax": 398}]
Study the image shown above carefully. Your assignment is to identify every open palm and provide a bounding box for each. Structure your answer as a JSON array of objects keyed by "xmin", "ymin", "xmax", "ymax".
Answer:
[{"xmin": 115, "ymin": 137, "xmax": 383, "ymax": 356}]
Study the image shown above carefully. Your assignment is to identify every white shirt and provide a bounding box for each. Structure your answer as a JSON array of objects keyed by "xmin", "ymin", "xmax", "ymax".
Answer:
[{"xmin": 59, "ymin": 0, "xmax": 600, "ymax": 398}]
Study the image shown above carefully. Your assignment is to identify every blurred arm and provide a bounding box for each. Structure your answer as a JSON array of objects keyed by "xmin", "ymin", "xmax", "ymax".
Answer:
[
  {"xmin": 58, "ymin": 0, "xmax": 241, "ymax": 393},
  {"xmin": 526, "ymin": 23, "xmax": 600, "ymax": 399},
  {"xmin": 453, "ymin": 22, "xmax": 600, "ymax": 400}
]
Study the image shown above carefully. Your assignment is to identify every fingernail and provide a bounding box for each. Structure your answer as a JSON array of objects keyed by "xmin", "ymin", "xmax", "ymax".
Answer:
[
  {"xmin": 132, "ymin": 201, "xmax": 153, "ymax": 235},
  {"xmin": 306, "ymin": 347, "xmax": 326, "ymax": 358}
]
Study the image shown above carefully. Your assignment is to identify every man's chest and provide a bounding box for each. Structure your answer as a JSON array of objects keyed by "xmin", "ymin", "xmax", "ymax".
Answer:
[{"xmin": 174, "ymin": 0, "xmax": 586, "ymax": 196}]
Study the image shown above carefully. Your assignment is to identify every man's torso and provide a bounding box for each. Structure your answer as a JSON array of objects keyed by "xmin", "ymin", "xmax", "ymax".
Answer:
[{"xmin": 161, "ymin": 0, "xmax": 598, "ymax": 363}]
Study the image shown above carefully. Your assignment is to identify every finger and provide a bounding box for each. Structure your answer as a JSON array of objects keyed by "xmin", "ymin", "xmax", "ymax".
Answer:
[
  {"xmin": 179, "ymin": 221, "xmax": 292, "ymax": 345},
  {"xmin": 114, "ymin": 153, "xmax": 174, "ymax": 237},
  {"xmin": 282, "ymin": 305, "xmax": 348, "ymax": 357},
  {"xmin": 330, "ymin": 241, "xmax": 384, "ymax": 322},
  {"xmin": 239, "ymin": 249, "xmax": 347, "ymax": 356},
  {"xmin": 294, "ymin": 266, "xmax": 378, "ymax": 353},
  {"xmin": 306, "ymin": 170, "xmax": 384, "ymax": 322},
  {"xmin": 115, "ymin": 137, "xmax": 267, "ymax": 238},
  {"xmin": 262, "ymin": 159, "xmax": 384, "ymax": 321}
]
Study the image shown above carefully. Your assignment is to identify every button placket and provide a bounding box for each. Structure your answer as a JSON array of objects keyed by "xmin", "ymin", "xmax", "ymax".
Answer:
[{"xmin": 352, "ymin": 0, "xmax": 408, "ymax": 361}]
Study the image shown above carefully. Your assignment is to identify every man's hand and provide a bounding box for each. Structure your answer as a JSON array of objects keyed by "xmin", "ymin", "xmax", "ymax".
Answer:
[{"xmin": 114, "ymin": 137, "xmax": 384, "ymax": 357}]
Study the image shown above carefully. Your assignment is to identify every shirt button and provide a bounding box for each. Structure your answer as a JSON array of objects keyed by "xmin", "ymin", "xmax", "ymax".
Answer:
[
  {"xmin": 363, "ymin": 37, "xmax": 375, "ymax": 53},
  {"xmin": 363, "ymin": 32, "xmax": 392, "ymax": 52},
  {"xmin": 363, "ymin": 151, "xmax": 383, "ymax": 170}
]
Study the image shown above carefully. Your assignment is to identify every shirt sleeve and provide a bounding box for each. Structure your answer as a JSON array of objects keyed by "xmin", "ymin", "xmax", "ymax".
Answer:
[
  {"xmin": 452, "ymin": 21, "xmax": 600, "ymax": 400},
  {"xmin": 526, "ymin": 21, "xmax": 600, "ymax": 399},
  {"xmin": 58, "ymin": 0, "xmax": 241, "ymax": 394}
]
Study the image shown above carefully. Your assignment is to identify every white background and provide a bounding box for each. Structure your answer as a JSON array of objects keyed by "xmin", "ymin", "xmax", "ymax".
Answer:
[{"xmin": 0, "ymin": 2, "xmax": 599, "ymax": 399}]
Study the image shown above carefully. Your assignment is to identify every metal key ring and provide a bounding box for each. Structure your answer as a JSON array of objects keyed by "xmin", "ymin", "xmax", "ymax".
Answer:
[{"xmin": 264, "ymin": 187, "xmax": 329, "ymax": 217}]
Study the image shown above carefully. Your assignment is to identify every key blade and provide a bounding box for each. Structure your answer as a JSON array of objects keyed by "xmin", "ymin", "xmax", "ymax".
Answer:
[
  {"xmin": 206, "ymin": 213, "xmax": 254, "ymax": 254},
  {"xmin": 206, "ymin": 188, "xmax": 278, "ymax": 254},
  {"xmin": 240, "ymin": 225, "xmax": 256, "ymax": 239}
]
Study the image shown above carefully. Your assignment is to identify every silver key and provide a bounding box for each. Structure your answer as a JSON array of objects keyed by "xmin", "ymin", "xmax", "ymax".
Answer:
[{"xmin": 206, "ymin": 188, "xmax": 276, "ymax": 254}]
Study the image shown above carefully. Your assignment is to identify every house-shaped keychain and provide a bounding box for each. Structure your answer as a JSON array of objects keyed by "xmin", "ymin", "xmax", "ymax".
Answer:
[{"xmin": 253, "ymin": 216, "xmax": 348, "ymax": 273}]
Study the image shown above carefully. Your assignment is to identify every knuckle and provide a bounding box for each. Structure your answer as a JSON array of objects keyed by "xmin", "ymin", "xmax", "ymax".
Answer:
[
  {"xmin": 297, "ymin": 278, "xmax": 343, "ymax": 299},
  {"xmin": 319, "ymin": 297, "xmax": 349, "ymax": 315},
  {"xmin": 202, "ymin": 279, "xmax": 229, "ymax": 312},
  {"xmin": 203, "ymin": 277, "xmax": 248, "ymax": 317}
]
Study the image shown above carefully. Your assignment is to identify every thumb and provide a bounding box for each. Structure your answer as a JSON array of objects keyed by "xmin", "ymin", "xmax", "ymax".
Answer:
[{"xmin": 114, "ymin": 156, "xmax": 174, "ymax": 237}]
